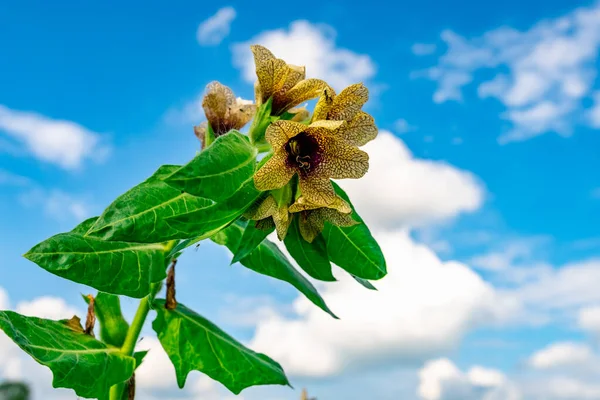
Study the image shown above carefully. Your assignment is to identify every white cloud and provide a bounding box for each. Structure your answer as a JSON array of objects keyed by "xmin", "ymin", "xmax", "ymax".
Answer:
[
  {"xmin": 0, "ymin": 105, "xmax": 110, "ymax": 169},
  {"xmin": 249, "ymin": 229, "xmax": 506, "ymax": 378},
  {"xmin": 341, "ymin": 131, "xmax": 484, "ymax": 231},
  {"xmin": 529, "ymin": 342, "xmax": 595, "ymax": 369},
  {"xmin": 412, "ymin": 43, "xmax": 437, "ymax": 56},
  {"xmin": 418, "ymin": 3, "xmax": 600, "ymax": 143},
  {"xmin": 233, "ymin": 20, "xmax": 376, "ymax": 91},
  {"xmin": 19, "ymin": 188, "xmax": 91, "ymax": 222},
  {"xmin": 196, "ymin": 7, "xmax": 236, "ymax": 46},
  {"xmin": 395, "ymin": 118, "xmax": 417, "ymax": 133},
  {"xmin": 578, "ymin": 305, "xmax": 600, "ymax": 336},
  {"xmin": 16, "ymin": 296, "xmax": 79, "ymax": 321},
  {"xmin": 417, "ymin": 358, "xmax": 519, "ymax": 400}
]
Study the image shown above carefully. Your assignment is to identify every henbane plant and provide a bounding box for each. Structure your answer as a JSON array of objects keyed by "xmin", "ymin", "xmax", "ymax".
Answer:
[{"xmin": 0, "ymin": 45, "xmax": 387, "ymax": 399}]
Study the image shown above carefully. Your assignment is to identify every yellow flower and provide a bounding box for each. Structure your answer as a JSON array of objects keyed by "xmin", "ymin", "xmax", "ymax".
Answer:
[
  {"xmin": 244, "ymin": 195, "xmax": 291, "ymax": 240},
  {"xmin": 253, "ymin": 120, "xmax": 369, "ymax": 209},
  {"xmin": 195, "ymin": 81, "xmax": 256, "ymax": 147},
  {"xmin": 251, "ymin": 45, "xmax": 329, "ymax": 116},
  {"xmin": 312, "ymin": 83, "xmax": 378, "ymax": 147},
  {"xmin": 289, "ymin": 199, "xmax": 358, "ymax": 243}
]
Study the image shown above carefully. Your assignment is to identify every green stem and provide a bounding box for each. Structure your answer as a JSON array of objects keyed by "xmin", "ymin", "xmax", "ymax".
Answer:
[{"xmin": 109, "ymin": 241, "xmax": 178, "ymax": 400}]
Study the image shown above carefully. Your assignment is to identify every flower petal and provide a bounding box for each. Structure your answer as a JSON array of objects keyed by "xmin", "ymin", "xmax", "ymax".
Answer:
[
  {"xmin": 312, "ymin": 87, "xmax": 336, "ymax": 121},
  {"xmin": 256, "ymin": 58, "xmax": 289, "ymax": 102},
  {"xmin": 312, "ymin": 135, "xmax": 369, "ymax": 179},
  {"xmin": 193, "ymin": 122, "xmax": 207, "ymax": 148},
  {"xmin": 320, "ymin": 208, "xmax": 359, "ymax": 227},
  {"xmin": 253, "ymin": 151, "xmax": 295, "ymax": 191},
  {"xmin": 298, "ymin": 212, "xmax": 324, "ymax": 243},
  {"xmin": 298, "ymin": 177, "xmax": 337, "ymax": 208},
  {"xmin": 202, "ymin": 81, "xmax": 233, "ymax": 133},
  {"xmin": 342, "ymin": 111, "xmax": 378, "ymax": 146},
  {"xmin": 289, "ymin": 195, "xmax": 351, "ymax": 214},
  {"xmin": 328, "ymin": 83, "xmax": 369, "ymax": 121},
  {"xmin": 274, "ymin": 78, "xmax": 329, "ymax": 115},
  {"xmin": 272, "ymin": 204, "xmax": 292, "ymax": 240},
  {"xmin": 244, "ymin": 195, "xmax": 277, "ymax": 221},
  {"xmin": 256, "ymin": 217, "xmax": 276, "ymax": 231},
  {"xmin": 265, "ymin": 120, "xmax": 306, "ymax": 149},
  {"xmin": 280, "ymin": 64, "xmax": 306, "ymax": 93}
]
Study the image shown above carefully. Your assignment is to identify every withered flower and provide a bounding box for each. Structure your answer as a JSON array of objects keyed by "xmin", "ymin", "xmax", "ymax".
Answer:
[
  {"xmin": 244, "ymin": 195, "xmax": 291, "ymax": 240},
  {"xmin": 194, "ymin": 81, "xmax": 255, "ymax": 147},
  {"xmin": 253, "ymin": 120, "xmax": 368, "ymax": 210},
  {"xmin": 251, "ymin": 45, "xmax": 329, "ymax": 115},
  {"xmin": 312, "ymin": 83, "xmax": 378, "ymax": 147}
]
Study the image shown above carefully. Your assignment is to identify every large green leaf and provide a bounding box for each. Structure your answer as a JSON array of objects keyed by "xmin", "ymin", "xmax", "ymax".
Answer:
[
  {"xmin": 84, "ymin": 293, "xmax": 130, "ymax": 347},
  {"xmin": 284, "ymin": 218, "xmax": 335, "ymax": 282},
  {"xmin": 0, "ymin": 382, "xmax": 30, "ymax": 400},
  {"xmin": 164, "ymin": 132, "xmax": 258, "ymax": 201},
  {"xmin": 0, "ymin": 311, "xmax": 135, "ymax": 399},
  {"xmin": 152, "ymin": 300, "xmax": 289, "ymax": 394},
  {"xmin": 165, "ymin": 177, "xmax": 264, "ymax": 240},
  {"xmin": 231, "ymin": 221, "xmax": 274, "ymax": 264},
  {"xmin": 212, "ymin": 221, "xmax": 337, "ymax": 318},
  {"xmin": 322, "ymin": 182, "xmax": 387, "ymax": 280},
  {"xmin": 87, "ymin": 165, "xmax": 213, "ymax": 243},
  {"xmin": 25, "ymin": 218, "xmax": 169, "ymax": 298}
]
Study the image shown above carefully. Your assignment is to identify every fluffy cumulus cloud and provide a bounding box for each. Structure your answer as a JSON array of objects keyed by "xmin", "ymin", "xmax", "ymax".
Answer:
[
  {"xmin": 341, "ymin": 131, "xmax": 484, "ymax": 231},
  {"xmin": 528, "ymin": 342, "xmax": 596, "ymax": 370},
  {"xmin": 233, "ymin": 20, "xmax": 376, "ymax": 91},
  {"xmin": 579, "ymin": 305, "xmax": 600, "ymax": 336},
  {"xmin": 196, "ymin": 7, "xmax": 236, "ymax": 46},
  {"xmin": 417, "ymin": 358, "xmax": 519, "ymax": 400},
  {"xmin": 0, "ymin": 105, "xmax": 110, "ymax": 169},
  {"xmin": 416, "ymin": 2, "xmax": 600, "ymax": 143}
]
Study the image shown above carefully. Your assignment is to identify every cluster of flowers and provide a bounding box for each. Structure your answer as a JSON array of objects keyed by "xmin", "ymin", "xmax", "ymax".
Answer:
[{"xmin": 195, "ymin": 45, "xmax": 378, "ymax": 243}]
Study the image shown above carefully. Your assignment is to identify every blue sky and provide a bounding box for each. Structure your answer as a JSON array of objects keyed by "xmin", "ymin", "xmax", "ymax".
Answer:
[{"xmin": 1, "ymin": 1, "xmax": 600, "ymax": 399}]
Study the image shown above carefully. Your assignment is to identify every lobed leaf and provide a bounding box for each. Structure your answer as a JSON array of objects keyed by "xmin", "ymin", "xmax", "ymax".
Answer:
[
  {"xmin": 87, "ymin": 165, "xmax": 213, "ymax": 243},
  {"xmin": 165, "ymin": 132, "xmax": 258, "ymax": 201},
  {"xmin": 322, "ymin": 182, "xmax": 387, "ymax": 280},
  {"xmin": 0, "ymin": 311, "xmax": 135, "ymax": 399},
  {"xmin": 152, "ymin": 300, "xmax": 289, "ymax": 394},
  {"xmin": 25, "ymin": 218, "xmax": 169, "ymax": 298},
  {"xmin": 212, "ymin": 221, "xmax": 337, "ymax": 318}
]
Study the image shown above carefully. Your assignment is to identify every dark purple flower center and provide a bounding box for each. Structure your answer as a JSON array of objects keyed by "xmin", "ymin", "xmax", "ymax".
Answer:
[{"xmin": 285, "ymin": 132, "xmax": 320, "ymax": 175}]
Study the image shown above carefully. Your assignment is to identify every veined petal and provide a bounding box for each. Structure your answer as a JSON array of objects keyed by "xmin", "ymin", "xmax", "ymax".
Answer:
[
  {"xmin": 298, "ymin": 177, "xmax": 337, "ymax": 208},
  {"xmin": 280, "ymin": 64, "xmax": 306, "ymax": 93},
  {"xmin": 328, "ymin": 83, "xmax": 369, "ymax": 121},
  {"xmin": 265, "ymin": 120, "xmax": 306, "ymax": 149},
  {"xmin": 193, "ymin": 122, "xmax": 207, "ymax": 148},
  {"xmin": 244, "ymin": 195, "xmax": 277, "ymax": 221},
  {"xmin": 313, "ymin": 136, "xmax": 369, "ymax": 179},
  {"xmin": 319, "ymin": 208, "xmax": 359, "ymax": 227},
  {"xmin": 274, "ymin": 78, "xmax": 329, "ymax": 115},
  {"xmin": 202, "ymin": 82, "xmax": 232, "ymax": 132},
  {"xmin": 312, "ymin": 87, "xmax": 336, "ymax": 121},
  {"xmin": 255, "ymin": 217, "xmax": 276, "ymax": 231},
  {"xmin": 288, "ymin": 107, "xmax": 310, "ymax": 122},
  {"xmin": 256, "ymin": 58, "xmax": 289, "ymax": 101},
  {"xmin": 298, "ymin": 212, "xmax": 324, "ymax": 243},
  {"xmin": 251, "ymin": 45, "xmax": 276, "ymax": 64},
  {"xmin": 307, "ymin": 119, "xmax": 346, "ymax": 133},
  {"xmin": 254, "ymin": 151, "xmax": 295, "ymax": 191},
  {"xmin": 342, "ymin": 111, "xmax": 378, "ymax": 146},
  {"xmin": 272, "ymin": 204, "xmax": 292, "ymax": 240},
  {"xmin": 289, "ymin": 195, "xmax": 351, "ymax": 214}
]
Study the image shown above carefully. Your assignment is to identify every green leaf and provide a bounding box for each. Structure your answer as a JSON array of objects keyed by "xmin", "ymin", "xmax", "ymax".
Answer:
[
  {"xmin": 231, "ymin": 221, "xmax": 274, "ymax": 264},
  {"xmin": 165, "ymin": 176, "xmax": 264, "ymax": 241},
  {"xmin": 84, "ymin": 293, "xmax": 130, "ymax": 347},
  {"xmin": 323, "ymin": 182, "xmax": 387, "ymax": 280},
  {"xmin": 351, "ymin": 275, "xmax": 377, "ymax": 290},
  {"xmin": 133, "ymin": 350, "xmax": 148, "ymax": 369},
  {"xmin": 152, "ymin": 300, "xmax": 289, "ymax": 394},
  {"xmin": 249, "ymin": 97, "xmax": 273, "ymax": 145},
  {"xmin": 0, "ymin": 311, "xmax": 135, "ymax": 399},
  {"xmin": 284, "ymin": 218, "xmax": 335, "ymax": 282},
  {"xmin": 212, "ymin": 221, "xmax": 337, "ymax": 318},
  {"xmin": 165, "ymin": 132, "xmax": 258, "ymax": 201},
  {"xmin": 87, "ymin": 165, "xmax": 213, "ymax": 243},
  {"xmin": 0, "ymin": 381, "xmax": 30, "ymax": 400},
  {"xmin": 25, "ymin": 218, "xmax": 169, "ymax": 298}
]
